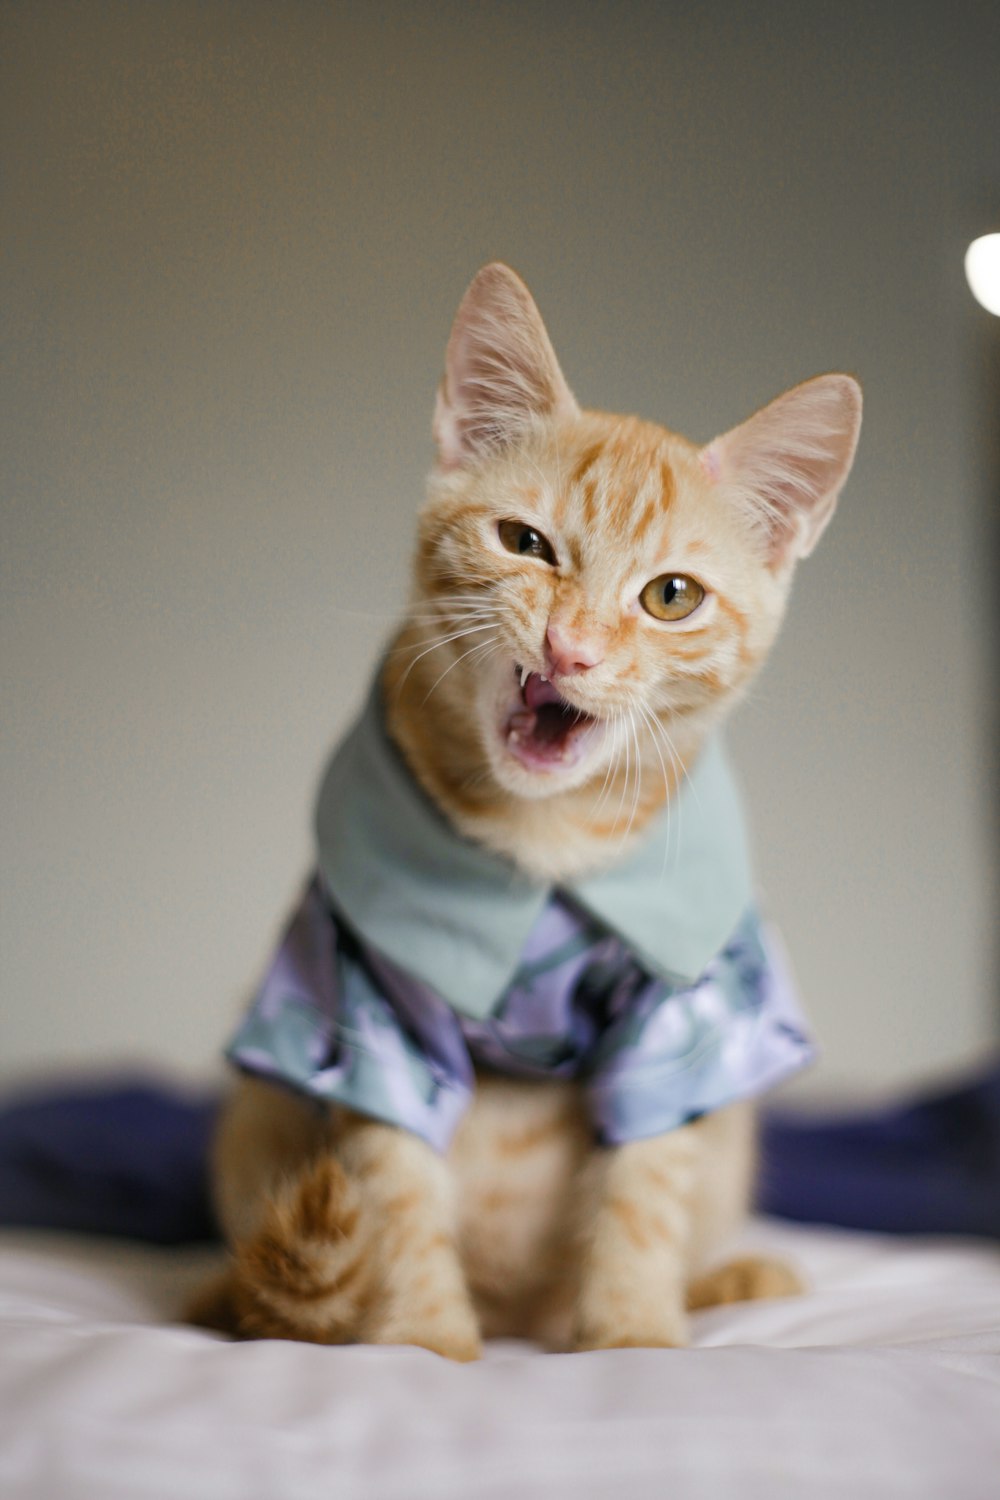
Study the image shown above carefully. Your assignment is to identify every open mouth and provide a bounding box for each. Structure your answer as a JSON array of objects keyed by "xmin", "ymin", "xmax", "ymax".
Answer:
[{"xmin": 503, "ymin": 666, "xmax": 602, "ymax": 772}]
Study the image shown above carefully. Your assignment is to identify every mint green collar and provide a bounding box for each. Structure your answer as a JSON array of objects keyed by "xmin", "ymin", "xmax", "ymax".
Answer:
[{"xmin": 315, "ymin": 683, "xmax": 753, "ymax": 1021}]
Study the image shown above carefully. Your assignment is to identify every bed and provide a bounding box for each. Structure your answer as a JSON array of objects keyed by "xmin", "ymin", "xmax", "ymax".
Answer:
[{"xmin": 1, "ymin": 1216, "xmax": 997, "ymax": 1499}]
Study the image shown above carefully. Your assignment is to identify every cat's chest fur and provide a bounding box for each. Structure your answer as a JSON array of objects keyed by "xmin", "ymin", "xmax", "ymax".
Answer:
[
  {"xmin": 449, "ymin": 1076, "xmax": 591, "ymax": 1342},
  {"xmin": 449, "ymin": 1079, "xmax": 756, "ymax": 1348}
]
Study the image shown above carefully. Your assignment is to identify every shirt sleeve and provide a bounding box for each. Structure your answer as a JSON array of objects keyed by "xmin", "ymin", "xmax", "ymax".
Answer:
[
  {"xmin": 225, "ymin": 877, "xmax": 475, "ymax": 1153},
  {"xmin": 584, "ymin": 909, "xmax": 816, "ymax": 1145}
]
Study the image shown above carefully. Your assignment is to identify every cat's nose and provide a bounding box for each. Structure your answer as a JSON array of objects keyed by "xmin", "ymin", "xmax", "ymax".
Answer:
[{"xmin": 544, "ymin": 620, "xmax": 605, "ymax": 677}]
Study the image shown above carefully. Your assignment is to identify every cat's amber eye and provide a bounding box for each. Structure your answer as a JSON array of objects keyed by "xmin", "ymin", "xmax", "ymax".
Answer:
[
  {"xmin": 498, "ymin": 520, "xmax": 557, "ymax": 565},
  {"xmin": 640, "ymin": 574, "xmax": 705, "ymax": 621}
]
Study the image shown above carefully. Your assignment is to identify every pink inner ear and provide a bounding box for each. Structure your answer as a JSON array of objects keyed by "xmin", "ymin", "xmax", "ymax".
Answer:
[
  {"xmin": 708, "ymin": 374, "xmax": 862, "ymax": 562},
  {"xmin": 433, "ymin": 384, "xmax": 465, "ymax": 472},
  {"xmin": 434, "ymin": 263, "xmax": 578, "ymax": 470},
  {"xmin": 700, "ymin": 444, "xmax": 722, "ymax": 482}
]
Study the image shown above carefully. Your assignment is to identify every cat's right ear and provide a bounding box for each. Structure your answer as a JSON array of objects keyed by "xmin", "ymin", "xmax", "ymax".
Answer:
[
  {"xmin": 433, "ymin": 263, "xmax": 579, "ymax": 470},
  {"xmin": 700, "ymin": 373, "xmax": 863, "ymax": 565}
]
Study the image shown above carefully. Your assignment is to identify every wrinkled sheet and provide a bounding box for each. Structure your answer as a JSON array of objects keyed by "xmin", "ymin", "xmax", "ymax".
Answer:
[{"xmin": 0, "ymin": 1220, "xmax": 998, "ymax": 1500}]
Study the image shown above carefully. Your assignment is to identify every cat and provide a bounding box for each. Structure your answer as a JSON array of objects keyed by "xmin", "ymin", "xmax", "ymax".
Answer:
[{"xmin": 188, "ymin": 262, "xmax": 862, "ymax": 1359}]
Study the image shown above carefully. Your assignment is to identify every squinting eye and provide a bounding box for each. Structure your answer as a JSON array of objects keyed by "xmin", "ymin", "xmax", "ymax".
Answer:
[
  {"xmin": 498, "ymin": 520, "xmax": 557, "ymax": 565},
  {"xmin": 640, "ymin": 574, "xmax": 705, "ymax": 621}
]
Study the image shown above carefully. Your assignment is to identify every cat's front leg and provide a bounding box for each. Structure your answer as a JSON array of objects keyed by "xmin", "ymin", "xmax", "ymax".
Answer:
[
  {"xmin": 336, "ymin": 1114, "xmax": 483, "ymax": 1362},
  {"xmin": 572, "ymin": 1124, "xmax": 701, "ymax": 1351}
]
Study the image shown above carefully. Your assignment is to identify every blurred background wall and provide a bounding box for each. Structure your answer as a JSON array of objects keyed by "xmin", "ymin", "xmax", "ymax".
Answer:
[{"xmin": 2, "ymin": 0, "xmax": 997, "ymax": 1095}]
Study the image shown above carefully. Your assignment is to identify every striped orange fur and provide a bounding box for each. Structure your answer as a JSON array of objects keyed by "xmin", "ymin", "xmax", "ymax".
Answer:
[{"xmin": 193, "ymin": 264, "xmax": 860, "ymax": 1356}]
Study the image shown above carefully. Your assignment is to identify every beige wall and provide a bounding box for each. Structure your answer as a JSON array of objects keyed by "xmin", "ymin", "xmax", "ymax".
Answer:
[{"xmin": 2, "ymin": 1, "xmax": 997, "ymax": 1094}]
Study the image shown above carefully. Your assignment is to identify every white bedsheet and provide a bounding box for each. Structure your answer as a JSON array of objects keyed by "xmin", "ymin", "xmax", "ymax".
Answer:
[{"xmin": 1, "ymin": 1220, "xmax": 997, "ymax": 1499}]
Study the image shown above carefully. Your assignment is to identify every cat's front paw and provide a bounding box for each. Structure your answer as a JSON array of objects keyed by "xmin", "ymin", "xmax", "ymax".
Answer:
[
  {"xmin": 572, "ymin": 1309, "xmax": 690, "ymax": 1352},
  {"xmin": 686, "ymin": 1254, "xmax": 804, "ymax": 1310},
  {"xmin": 413, "ymin": 1326, "xmax": 483, "ymax": 1363},
  {"xmin": 377, "ymin": 1307, "xmax": 483, "ymax": 1362}
]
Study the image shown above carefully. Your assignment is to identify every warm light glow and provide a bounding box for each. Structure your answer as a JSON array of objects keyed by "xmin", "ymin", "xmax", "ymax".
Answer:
[{"xmin": 965, "ymin": 234, "xmax": 1000, "ymax": 316}]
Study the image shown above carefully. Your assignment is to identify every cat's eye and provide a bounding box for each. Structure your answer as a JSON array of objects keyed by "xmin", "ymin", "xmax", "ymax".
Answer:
[
  {"xmin": 640, "ymin": 574, "xmax": 705, "ymax": 621},
  {"xmin": 498, "ymin": 520, "xmax": 557, "ymax": 565}
]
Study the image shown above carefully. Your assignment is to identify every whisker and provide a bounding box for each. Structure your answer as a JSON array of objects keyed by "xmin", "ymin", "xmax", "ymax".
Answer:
[
  {"xmin": 592, "ymin": 707, "xmax": 622, "ymax": 818},
  {"xmin": 659, "ymin": 716, "xmax": 702, "ymax": 816},
  {"xmin": 619, "ymin": 706, "xmax": 643, "ymax": 848},
  {"xmin": 420, "ymin": 634, "xmax": 500, "ymax": 705},
  {"xmin": 390, "ymin": 621, "xmax": 496, "ymax": 659},
  {"xmin": 404, "ymin": 601, "xmax": 494, "ymax": 617},
  {"xmin": 397, "ymin": 593, "xmax": 499, "ymax": 626},
  {"xmin": 611, "ymin": 707, "xmax": 632, "ymax": 837},
  {"xmin": 635, "ymin": 700, "xmax": 670, "ymax": 806},
  {"xmin": 402, "ymin": 602, "xmax": 499, "ymax": 627},
  {"xmin": 654, "ymin": 718, "xmax": 690, "ymax": 878},
  {"xmin": 636, "ymin": 700, "xmax": 678, "ymax": 879},
  {"xmin": 392, "ymin": 621, "xmax": 497, "ymax": 697}
]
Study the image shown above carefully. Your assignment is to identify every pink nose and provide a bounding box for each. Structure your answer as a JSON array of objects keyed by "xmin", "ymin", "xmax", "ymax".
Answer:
[{"xmin": 545, "ymin": 620, "xmax": 604, "ymax": 677}]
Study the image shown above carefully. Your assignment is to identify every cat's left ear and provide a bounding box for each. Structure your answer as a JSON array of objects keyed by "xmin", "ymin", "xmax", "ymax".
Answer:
[
  {"xmin": 700, "ymin": 374, "xmax": 862, "ymax": 564},
  {"xmin": 433, "ymin": 263, "xmax": 579, "ymax": 470}
]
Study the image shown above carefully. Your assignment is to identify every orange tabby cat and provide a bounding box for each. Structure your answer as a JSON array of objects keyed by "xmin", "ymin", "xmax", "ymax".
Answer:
[{"xmin": 191, "ymin": 263, "xmax": 861, "ymax": 1358}]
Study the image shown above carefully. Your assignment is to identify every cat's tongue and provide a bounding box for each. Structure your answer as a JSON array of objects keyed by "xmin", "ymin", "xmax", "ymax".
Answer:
[
  {"xmin": 506, "ymin": 671, "xmax": 598, "ymax": 769},
  {"xmin": 523, "ymin": 672, "xmax": 563, "ymax": 711}
]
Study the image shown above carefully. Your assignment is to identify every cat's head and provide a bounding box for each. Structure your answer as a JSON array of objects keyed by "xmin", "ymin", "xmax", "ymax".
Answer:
[{"xmin": 389, "ymin": 263, "xmax": 860, "ymax": 835}]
